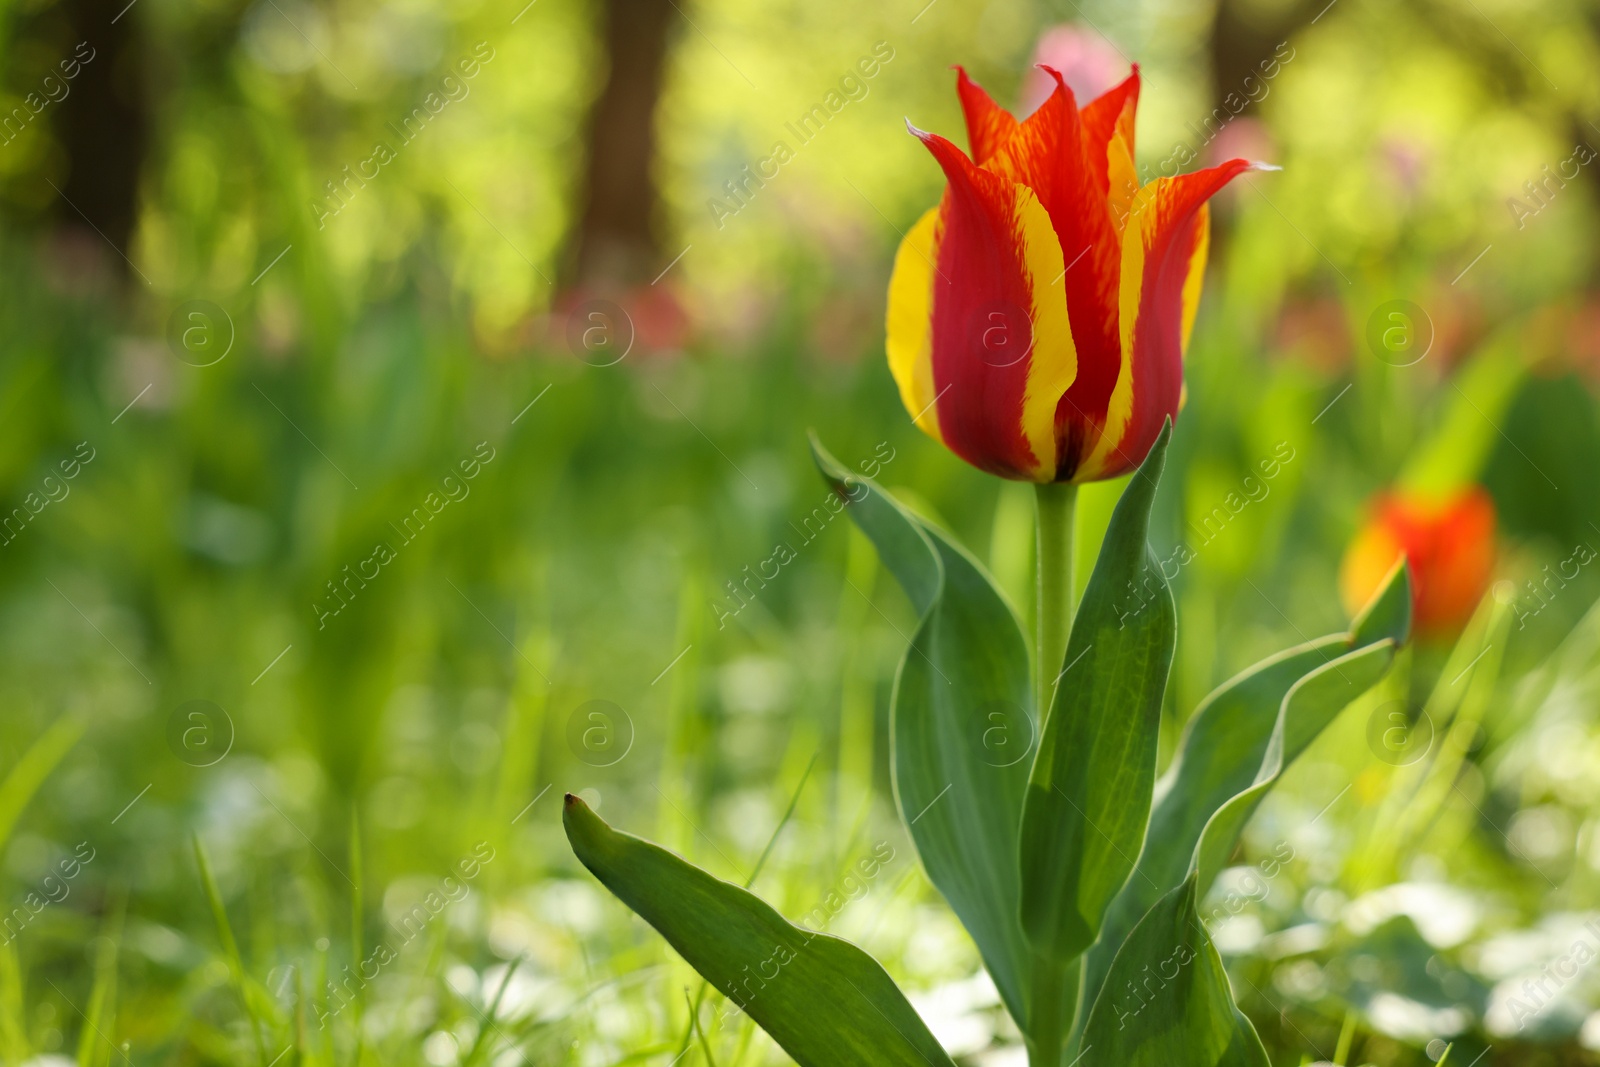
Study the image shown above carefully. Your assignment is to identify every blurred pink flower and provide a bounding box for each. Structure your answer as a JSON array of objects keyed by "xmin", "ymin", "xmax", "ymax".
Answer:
[
  {"xmin": 1380, "ymin": 136, "xmax": 1429, "ymax": 198},
  {"xmin": 1019, "ymin": 25, "xmax": 1126, "ymax": 115},
  {"xmin": 1207, "ymin": 116, "xmax": 1276, "ymax": 169},
  {"xmin": 538, "ymin": 281, "xmax": 693, "ymax": 362}
]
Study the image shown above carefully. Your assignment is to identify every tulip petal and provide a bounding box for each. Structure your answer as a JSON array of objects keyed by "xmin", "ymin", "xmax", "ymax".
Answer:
[
  {"xmin": 984, "ymin": 69, "xmax": 1123, "ymax": 478},
  {"xmin": 955, "ymin": 67, "xmax": 1018, "ymax": 165},
  {"xmin": 914, "ymin": 129, "xmax": 1076, "ymax": 481},
  {"xmin": 886, "ymin": 207, "xmax": 945, "ymax": 444},
  {"xmin": 1016, "ymin": 187, "xmax": 1077, "ymax": 479},
  {"xmin": 1180, "ymin": 203, "xmax": 1211, "ymax": 355},
  {"xmin": 1080, "ymin": 69, "xmax": 1141, "ymax": 235},
  {"xmin": 1083, "ymin": 159, "xmax": 1252, "ymax": 481},
  {"xmin": 1033, "ymin": 71, "xmax": 1144, "ymax": 480}
]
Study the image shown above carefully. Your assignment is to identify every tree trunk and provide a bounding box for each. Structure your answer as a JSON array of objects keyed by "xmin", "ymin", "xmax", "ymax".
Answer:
[
  {"xmin": 569, "ymin": 0, "xmax": 675, "ymax": 287},
  {"xmin": 1208, "ymin": 0, "xmax": 1318, "ymax": 119},
  {"xmin": 53, "ymin": 0, "xmax": 149, "ymax": 275}
]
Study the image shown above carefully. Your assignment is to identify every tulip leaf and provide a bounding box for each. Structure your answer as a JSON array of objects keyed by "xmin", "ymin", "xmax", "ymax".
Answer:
[
  {"xmin": 1079, "ymin": 562, "xmax": 1410, "ymax": 1016},
  {"xmin": 1077, "ymin": 640, "xmax": 1398, "ymax": 1064},
  {"xmin": 563, "ymin": 795, "xmax": 957, "ymax": 1067},
  {"xmin": 1349, "ymin": 558, "xmax": 1413, "ymax": 649},
  {"xmin": 1191, "ymin": 636, "xmax": 1399, "ymax": 892},
  {"xmin": 1019, "ymin": 423, "xmax": 1176, "ymax": 963},
  {"xmin": 1078, "ymin": 614, "xmax": 1405, "ymax": 1065},
  {"xmin": 1079, "ymin": 873, "xmax": 1268, "ymax": 1067},
  {"xmin": 812, "ymin": 435, "xmax": 1035, "ymax": 1026}
]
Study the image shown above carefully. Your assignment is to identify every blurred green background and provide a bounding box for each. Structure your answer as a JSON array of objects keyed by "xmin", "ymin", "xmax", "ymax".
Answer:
[{"xmin": 3, "ymin": 0, "xmax": 1600, "ymax": 1063}]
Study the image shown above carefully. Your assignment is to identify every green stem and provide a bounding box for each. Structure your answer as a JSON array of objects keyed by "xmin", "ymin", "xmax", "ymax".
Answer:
[
  {"xmin": 1029, "ymin": 481, "xmax": 1078, "ymax": 1067},
  {"xmin": 1034, "ymin": 482, "xmax": 1079, "ymax": 721},
  {"xmin": 1026, "ymin": 953, "xmax": 1081, "ymax": 1067}
]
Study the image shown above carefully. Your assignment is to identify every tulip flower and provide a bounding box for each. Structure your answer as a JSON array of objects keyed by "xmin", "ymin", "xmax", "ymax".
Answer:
[
  {"xmin": 887, "ymin": 66, "xmax": 1264, "ymax": 483},
  {"xmin": 1340, "ymin": 487, "xmax": 1496, "ymax": 635}
]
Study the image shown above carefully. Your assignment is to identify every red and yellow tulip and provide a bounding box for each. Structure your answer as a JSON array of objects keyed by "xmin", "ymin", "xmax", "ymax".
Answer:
[
  {"xmin": 887, "ymin": 66, "xmax": 1263, "ymax": 482},
  {"xmin": 1340, "ymin": 487, "xmax": 1497, "ymax": 636}
]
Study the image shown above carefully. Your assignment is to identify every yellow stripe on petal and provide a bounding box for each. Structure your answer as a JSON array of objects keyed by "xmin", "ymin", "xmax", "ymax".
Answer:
[
  {"xmin": 1013, "ymin": 184, "xmax": 1077, "ymax": 482},
  {"xmin": 1079, "ymin": 182, "xmax": 1158, "ymax": 480},
  {"xmin": 1179, "ymin": 203, "xmax": 1211, "ymax": 356},
  {"xmin": 886, "ymin": 207, "xmax": 944, "ymax": 443},
  {"xmin": 1106, "ymin": 128, "xmax": 1139, "ymax": 237}
]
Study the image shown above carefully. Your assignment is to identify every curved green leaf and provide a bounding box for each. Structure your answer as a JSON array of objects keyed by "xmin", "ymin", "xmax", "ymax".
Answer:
[
  {"xmin": 1348, "ymin": 558, "xmax": 1413, "ymax": 649},
  {"xmin": 1020, "ymin": 423, "xmax": 1176, "ymax": 963},
  {"xmin": 1077, "ymin": 638, "xmax": 1399, "ymax": 1064},
  {"xmin": 810, "ymin": 435, "xmax": 942, "ymax": 615},
  {"xmin": 1079, "ymin": 874, "xmax": 1267, "ymax": 1067},
  {"xmin": 812, "ymin": 436, "xmax": 1034, "ymax": 1025},
  {"xmin": 1079, "ymin": 563, "xmax": 1410, "ymax": 1018},
  {"xmin": 1190, "ymin": 637, "xmax": 1399, "ymax": 891},
  {"xmin": 563, "ymin": 795, "xmax": 956, "ymax": 1067}
]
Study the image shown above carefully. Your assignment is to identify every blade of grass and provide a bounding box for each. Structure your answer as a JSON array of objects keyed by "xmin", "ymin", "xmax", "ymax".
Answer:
[
  {"xmin": 492, "ymin": 615, "xmax": 553, "ymax": 859},
  {"xmin": 727, "ymin": 1015, "xmax": 757, "ymax": 1067},
  {"xmin": 685, "ymin": 989, "xmax": 718, "ymax": 1067},
  {"xmin": 349, "ymin": 809, "xmax": 365, "ymax": 1067},
  {"xmin": 292, "ymin": 966, "xmax": 308, "ymax": 1067},
  {"xmin": 655, "ymin": 566, "xmax": 705, "ymax": 852},
  {"xmin": 0, "ymin": 937, "xmax": 27, "ymax": 1065},
  {"xmin": 0, "ymin": 714, "xmax": 85, "ymax": 851},
  {"xmin": 75, "ymin": 892, "xmax": 124, "ymax": 1067},
  {"xmin": 193, "ymin": 835, "xmax": 269, "ymax": 1067},
  {"xmin": 461, "ymin": 957, "xmax": 522, "ymax": 1067},
  {"xmin": 746, "ymin": 751, "xmax": 817, "ymax": 888},
  {"xmin": 1333, "ymin": 1008, "xmax": 1357, "ymax": 1065}
]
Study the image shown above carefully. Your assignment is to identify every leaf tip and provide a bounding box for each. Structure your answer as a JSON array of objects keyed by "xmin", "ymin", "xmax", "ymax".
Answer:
[
  {"xmin": 1349, "ymin": 555, "xmax": 1413, "ymax": 647},
  {"xmin": 1145, "ymin": 416, "xmax": 1174, "ymax": 475},
  {"xmin": 808, "ymin": 432, "xmax": 869, "ymax": 508}
]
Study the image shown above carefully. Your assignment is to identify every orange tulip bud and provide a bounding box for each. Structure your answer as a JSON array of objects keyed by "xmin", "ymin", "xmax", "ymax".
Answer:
[
  {"xmin": 887, "ymin": 66, "xmax": 1265, "ymax": 483},
  {"xmin": 1340, "ymin": 488, "xmax": 1496, "ymax": 636}
]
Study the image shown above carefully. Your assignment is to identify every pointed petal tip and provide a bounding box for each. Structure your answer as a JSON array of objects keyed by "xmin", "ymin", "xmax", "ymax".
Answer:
[
  {"xmin": 905, "ymin": 116, "xmax": 932, "ymax": 140},
  {"xmin": 1033, "ymin": 62, "xmax": 1068, "ymax": 86},
  {"xmin": 1028, "ymin": 63, "xmax": 1079, "ymax": 107},
  {"xmin": 1249, "ymin": 161, "xmax": 1284, "ymax": 172}
]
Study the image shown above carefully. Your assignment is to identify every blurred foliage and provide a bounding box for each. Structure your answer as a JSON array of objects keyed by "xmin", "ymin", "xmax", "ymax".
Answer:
[{"xmin": 0, "ymin": 0, "xmax": 1599, "ymax": 1064}]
